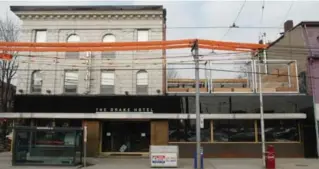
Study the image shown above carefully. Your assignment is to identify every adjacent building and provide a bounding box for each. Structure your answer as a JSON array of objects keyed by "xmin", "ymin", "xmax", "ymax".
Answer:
[{"xmin": 1, "ymin": 7, "xmax": 317, "ymax": 159}]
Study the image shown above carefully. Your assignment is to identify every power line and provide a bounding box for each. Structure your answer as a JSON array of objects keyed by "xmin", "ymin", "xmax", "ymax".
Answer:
[
  {"xmin": 7, "ymin": 67, "xmax": 319, "ymax": 80},
  {"xmin": 259, "ymin": 0, "xmax": 265, "ymax": 38},
  {"xmin": 279, "ymin": 1, "xmax": 294, "ymax": 29},
  {"xmin": 220, "ymin": 0, "xmax": 247, "ymax": 40}
]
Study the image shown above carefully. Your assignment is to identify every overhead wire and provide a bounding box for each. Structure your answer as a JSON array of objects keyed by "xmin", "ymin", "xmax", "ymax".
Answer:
[
  {"xmin": 220, "ymin": 0, "xmax": 247, "ymax": 40},
  {"xmin": 278, "ymin": 0, "xmax": 295, "ymax": 35},
  {"xmin": 6, "ymin": 67, "xmax": 319, "ymax": 80}
]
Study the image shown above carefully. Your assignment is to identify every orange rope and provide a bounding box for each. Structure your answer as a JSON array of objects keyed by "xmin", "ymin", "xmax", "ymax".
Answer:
[
  {"xmin": 0, "ymin": 39, "xmax": 195, "ymax": 48},
  {"xmin": 198, "ymin": 39, "xmax": 267, "ymax": 49},
  {"xmin": 0, "ymin": 44, "xmax": 192, "ymax": 52},
  {"xmin": 0, "ymin": 39, "xmax": 267, "ymax": 49},
  {"xmin": 199, "ymin": 45, "xmax": 252, "ymax": 52}
]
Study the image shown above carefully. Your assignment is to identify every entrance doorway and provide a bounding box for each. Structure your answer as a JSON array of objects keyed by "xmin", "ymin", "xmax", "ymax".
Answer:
[{"xmin": 101, "ymin": 121, "xmax": 150, "ymax": 153}]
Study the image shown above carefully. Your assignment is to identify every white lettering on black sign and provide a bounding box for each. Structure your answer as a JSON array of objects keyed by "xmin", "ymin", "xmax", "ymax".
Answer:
[{"xmin": 95, "ymin": 108, "xmax": 153, "ymax": 112}]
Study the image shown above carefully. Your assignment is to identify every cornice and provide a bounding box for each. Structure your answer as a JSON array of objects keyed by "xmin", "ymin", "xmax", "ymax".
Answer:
[{"xmin": 17, "ymin": 13, "xmax": 163, "ymax": 21}]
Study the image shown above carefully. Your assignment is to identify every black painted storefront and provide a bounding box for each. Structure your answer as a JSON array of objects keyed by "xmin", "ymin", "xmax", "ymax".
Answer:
[{"xmin": 14, "ymin": 95, "xmax": 317, "ymax": 158}]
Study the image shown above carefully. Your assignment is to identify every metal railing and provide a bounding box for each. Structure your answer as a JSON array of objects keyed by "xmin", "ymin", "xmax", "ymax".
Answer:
[{"xmin": 166, "ymin": 59, "xmax": 299, "ymax": 94}]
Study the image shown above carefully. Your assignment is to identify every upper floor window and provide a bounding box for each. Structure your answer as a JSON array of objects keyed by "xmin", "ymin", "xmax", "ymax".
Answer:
[
  {"xmin": 66, "ymin": 34, "xmax": 80, "ymax": 59},
  {"xmin": 31, "ymin": 70, "xmax": 43, "ymax": 93},
  {"xmin": 35, "ymin": 30, "xmax": 47, "ymax": 42},
  {"xmin": 136, "ymin": 70, "xmax": 148, "ymax": 94},
  {"xmin": 137, "ymin": 30, "xmax": 149, "ymax": 42},
  {"xmin": 64, "ymin": 70, "xmax": 78, "ymax": 94},
  {"xmin": 101, "ymin": 70, "xmax": 115, "ymax": 94},
  {"xmin": 102, "ymin": 34, "xmax": 116, "ymax": 59}
]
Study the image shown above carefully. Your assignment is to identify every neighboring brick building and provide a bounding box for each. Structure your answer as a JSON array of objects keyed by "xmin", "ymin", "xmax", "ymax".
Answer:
[{"xmin": 265, "ymin": 20, "xmax": 319, "ymax": 157}]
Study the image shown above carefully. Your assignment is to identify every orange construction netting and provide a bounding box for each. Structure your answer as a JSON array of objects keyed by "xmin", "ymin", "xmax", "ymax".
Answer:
[{"xmin": 0, "ymin": 39, "xmax": 267, "ymax": 60}]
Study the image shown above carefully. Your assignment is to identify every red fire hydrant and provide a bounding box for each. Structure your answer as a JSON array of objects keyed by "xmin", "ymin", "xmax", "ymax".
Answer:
[{"xmin": 265, "ymin": 145, "xmax": 275, "ymax": 169}]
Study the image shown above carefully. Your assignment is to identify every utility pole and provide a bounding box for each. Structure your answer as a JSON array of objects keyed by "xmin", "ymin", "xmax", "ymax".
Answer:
[
  {"xmin": 258, "ymin": 49, "xmax": 266, "ymax": 167},
  {"xmin": 191, "ymin": 39, "xmax": 201, "ymax": 169},
  {"xmin": 262, "ymin": 33, "xmax": 268, "ymax": 74}
]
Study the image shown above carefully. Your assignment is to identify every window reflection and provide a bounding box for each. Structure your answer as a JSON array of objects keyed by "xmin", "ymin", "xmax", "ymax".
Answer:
[
  {"xmin": 168, "ymin": 119, "xmax": 211, "ymax": 142},
  {"xmin": 257, "ymin": 120, "xmax": 300, "ymax": 142},
  {"xmin": 213, "ymin": 120, "xmax": 255, "ymax": 142}
]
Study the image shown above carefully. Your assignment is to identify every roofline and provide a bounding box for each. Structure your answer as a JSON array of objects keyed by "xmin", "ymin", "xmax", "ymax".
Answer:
[
  {"xmin": 267, "ymin": 21, "xmax": 319, "ymax": 49},
  {"xmin": 10, "ymin": 5, "xmax": 164, "ymax": 12}
]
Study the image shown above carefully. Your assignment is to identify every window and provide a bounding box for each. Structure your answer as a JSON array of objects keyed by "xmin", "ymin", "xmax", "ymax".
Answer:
[
  {"xmin": 35, "ymin": 30, "xmax": 47, "ymax": 42},
  {"xmin": 137, "ymin": 30, "xmax": 149, "ymax": 42},
  {"xmin": 101, "ymin": 70, "xmax": 115, "ymax": 94},
  {"xmin": 102, "ymin": 34, "xmax": 116, "ymax": 59},
  {"xmin": 64, "ymin": 70, "xmax": 78, "ymax": 94},
  {"xmin": 168, "ymin": 119, "xmax": 211, "ymax": 142},
  {"xmin": 66, "ymin": 34, "xmax": 80, "ymax": 59},
  {"xmin": 31, "ymin": 70, "xmax": 43, "ymax": 93},
  {"xmin": 257, "ymin": 120, "xmax": 300, "ymax": 142},
  {"xmin": 136, "ymin": 70, "xmax": 148, "ymax": 94},
  {"xmin": 213, "ymin": 120, "xmax": 255, "ymax": 142}
]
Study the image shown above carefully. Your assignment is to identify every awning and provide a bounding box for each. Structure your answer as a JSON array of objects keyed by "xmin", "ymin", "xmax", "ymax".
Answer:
[{"xmin": 0, "ymin": 112, "xmax": 306, "ymax": 120}]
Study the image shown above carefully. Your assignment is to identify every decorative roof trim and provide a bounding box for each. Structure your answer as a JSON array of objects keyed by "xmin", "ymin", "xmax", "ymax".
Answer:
[{"xmin": 17, "ymin": 13, "xmax": 163, "ymax": 20}]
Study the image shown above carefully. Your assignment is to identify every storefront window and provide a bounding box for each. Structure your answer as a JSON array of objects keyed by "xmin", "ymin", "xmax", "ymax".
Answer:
[
  {"xmin": 257, "ymin": 120, "xmax": 300, "ymax": 142},
  {"xmin": 168, "ymin": 119, "xmax": 211, "ymax": 142},
  {"xmin": 213, "ymin": 120, "xmax": 255, "ymax": 142}
]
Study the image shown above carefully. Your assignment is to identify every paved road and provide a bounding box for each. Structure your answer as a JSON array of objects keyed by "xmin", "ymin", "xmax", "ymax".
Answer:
[{"xmin": 1, "ymin": 152, "xmax": 319, "ymax": 169}]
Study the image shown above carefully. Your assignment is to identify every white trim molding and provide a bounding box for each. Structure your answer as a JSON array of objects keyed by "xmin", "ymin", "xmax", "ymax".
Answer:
[{"xmin": 0, "ymin": 112, "xmax": 306, "ymax": 120}]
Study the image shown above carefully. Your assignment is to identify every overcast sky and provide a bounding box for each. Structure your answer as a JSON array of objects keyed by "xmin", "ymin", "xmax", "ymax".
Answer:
[{"xmin": 1, "ymin": 0, "xmax": 319, "ymax": 79}]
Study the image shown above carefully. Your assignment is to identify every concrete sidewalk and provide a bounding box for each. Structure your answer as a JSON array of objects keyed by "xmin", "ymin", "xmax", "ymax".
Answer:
[
  {"xmin": 85, "ymin": 157, "xmax": 319, "ymax": 169},
  {"xmin": 0, "ymin": 152, "xmax": 319, "ymax": 169}
]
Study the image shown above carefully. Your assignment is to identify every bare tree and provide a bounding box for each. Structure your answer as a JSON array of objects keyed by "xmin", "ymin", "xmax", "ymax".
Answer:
[{"xmin": 0, "ymin": 17, "xmax": 19, "ymax": 112}]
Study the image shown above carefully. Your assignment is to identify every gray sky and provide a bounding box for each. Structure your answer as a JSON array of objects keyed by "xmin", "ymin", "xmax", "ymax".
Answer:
[{"xmin": 1, "ymin": 0, "xmax": 319, "ymax": 79}]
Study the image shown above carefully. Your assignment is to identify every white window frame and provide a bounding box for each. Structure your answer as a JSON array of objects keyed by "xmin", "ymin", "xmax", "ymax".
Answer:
[
  {"xmin": 67, "ymin": 34, "xmax": 80, "ymax": 42},
  {"xmin": 31, "ymin": 70, "xmax": 43, "ymax": 93},
  {"xmin": 35, "ymin": 30, "xmax": 47, "ymax": 42},
  {"xmin": 137, "ymin": 30, "xmax": 149, "ymax": 42},
  {"xmin": 64, "ymin": 70, "xmax": 78, "ymax": 93},
  {"xmin": 101, "ymin": 71, "xmax": 115, "ymax": 86},
  {"xmin": 102, "ymin": 34, "xmax": 116, "ymax": 59},
  {"xmin": 137, "ymin": 70, "xmax": 148, "ymax": 85}
]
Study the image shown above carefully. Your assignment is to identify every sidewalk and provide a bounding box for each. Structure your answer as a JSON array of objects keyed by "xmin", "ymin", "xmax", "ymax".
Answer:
[
  {"xmin": 0, "ymin": 152, "xmax": 319, "ymax": 169},
  {"xmin": 85, "ymin": 157, "xmax": 319, "ymax": 169}
]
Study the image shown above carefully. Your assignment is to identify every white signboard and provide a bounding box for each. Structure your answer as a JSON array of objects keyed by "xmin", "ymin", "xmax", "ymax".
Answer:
[
  {"xmin": 150, "ymin": 146, "xmax": 178, "ymax": 168},
  {"xmin": 151, "ymin": 153, "xmax": 178, "ymax": 167}
]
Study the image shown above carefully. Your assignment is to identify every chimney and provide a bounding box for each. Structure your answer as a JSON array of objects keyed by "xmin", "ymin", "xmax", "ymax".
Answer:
[{"xmin": 284, "ymin": 20, "xmax": 293, "ymax": 32}]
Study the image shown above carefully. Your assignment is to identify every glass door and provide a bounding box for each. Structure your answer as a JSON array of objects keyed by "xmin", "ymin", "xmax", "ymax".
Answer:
[{"xmin": 102, "ymin": 121, "xmax": 150, "ymax": 152}]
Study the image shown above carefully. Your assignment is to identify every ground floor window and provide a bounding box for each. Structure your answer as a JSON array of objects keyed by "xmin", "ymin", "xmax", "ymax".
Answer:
[
  {"xmin": 213, "ymin": 120, "xmax": 255, "ymax": 142},
  {"xmin": 168, "ymin": 119, "xmax": 211, "ymax": 142},
  {"xmin": 257, "ymin": 120, "xmax": 300, "ymax": 142},
  {"xmin": 168, "ymin": 119, "xmax": 300, "ymax": 143}
]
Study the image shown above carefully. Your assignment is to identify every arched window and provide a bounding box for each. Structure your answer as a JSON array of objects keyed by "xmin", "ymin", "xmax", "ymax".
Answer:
[
  {"xmin": 31, "ymin": 70, "xmax": 43, "ymax": 93},
  {"xmin": 66, "ymin": 34, "xmax": 80, "ymax": 59},
  {"xmin": 102, "ymin": 34, "xmax": 116, "ymax": 59},
  {"xmin": 136, "ymin": 70, "xmax": 148, "ymax": 94}
]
